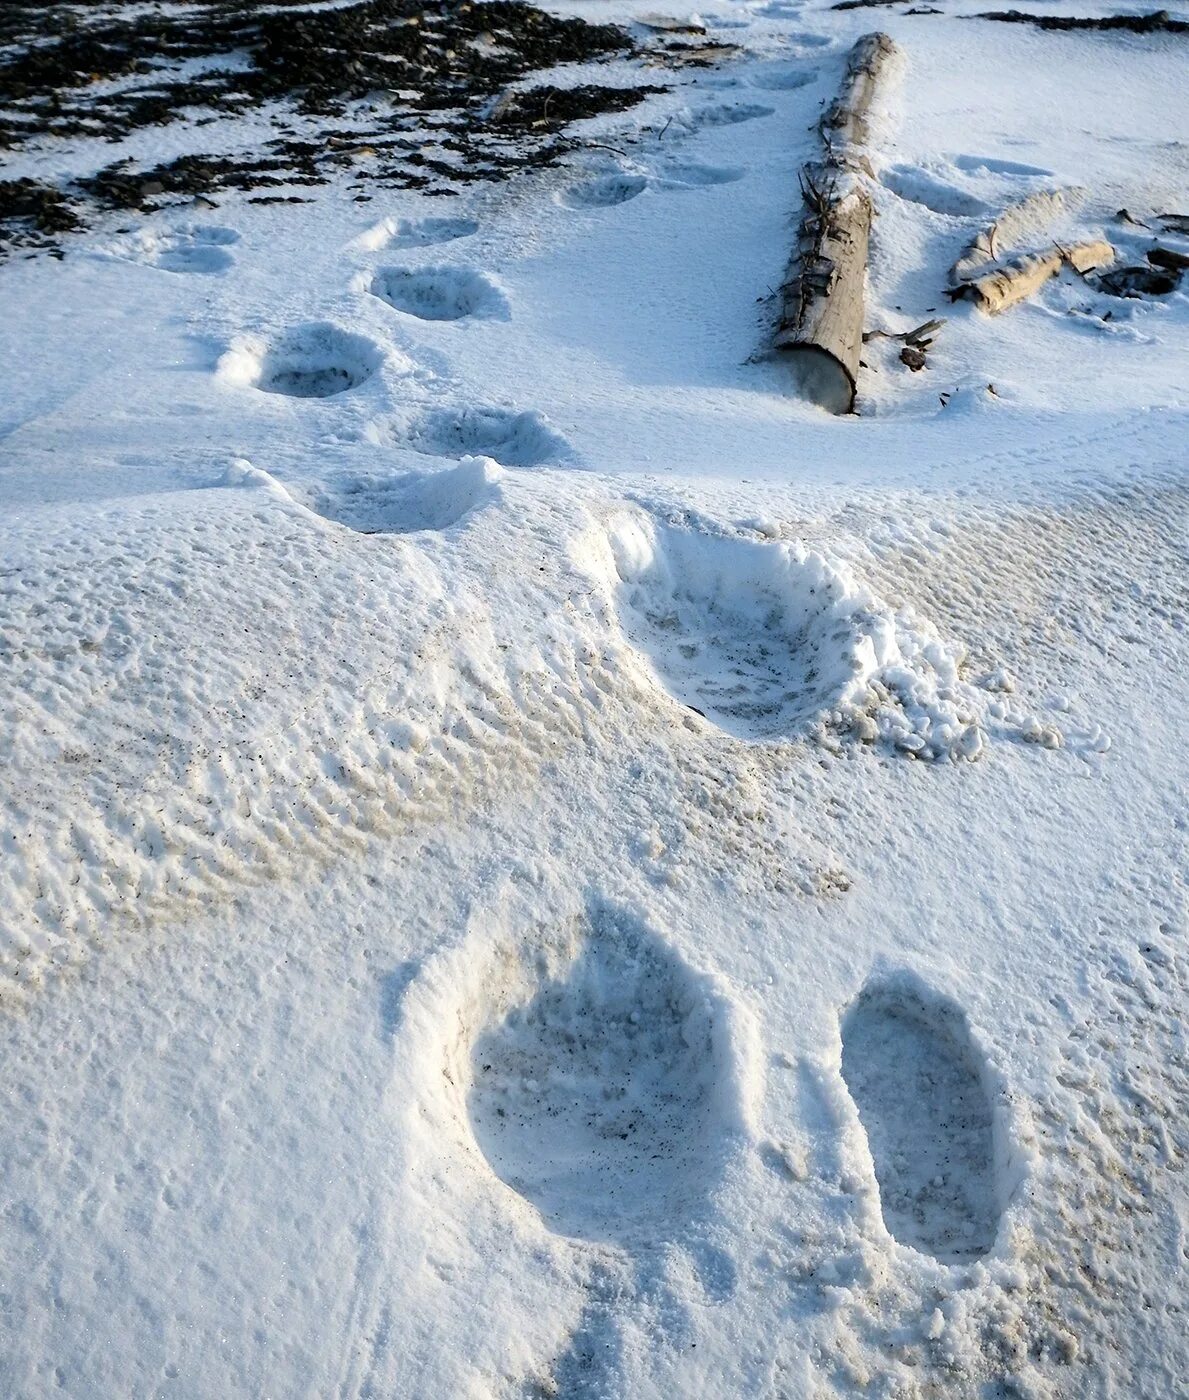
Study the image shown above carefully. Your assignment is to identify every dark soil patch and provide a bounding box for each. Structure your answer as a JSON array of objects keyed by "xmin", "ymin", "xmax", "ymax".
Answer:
[
  {"xmin": 0, "ymin": 0, "xmax": 663, "ymax": 257},
  {"xmin": 0, "ymin": 178, "xmax": 82, "ymax": 254},
  {"xmin": 975, "ymin": 9, "xmax": 1189, "ymax": 33}
]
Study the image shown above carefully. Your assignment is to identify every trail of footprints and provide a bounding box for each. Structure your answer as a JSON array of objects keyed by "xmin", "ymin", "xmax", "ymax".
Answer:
[
  {"xmin": 209, "ymin": 99, "xmax": 780, "ymax": 494},
  {"xmin": 203, "ymin": 92, "xmax": 1019, "ymax": 1368},
  {"xmin": 206, "ymin": 84, "xmax": 796, "ymax": 484}
]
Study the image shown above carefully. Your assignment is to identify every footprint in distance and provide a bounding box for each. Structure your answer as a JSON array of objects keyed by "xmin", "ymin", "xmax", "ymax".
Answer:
[
  {"xmin": 953, "ymin": 153, "xmax": 1054, "ymax": 178},
  {"xmin": 407, "ymin": 404, "xmax": 573, "ymax": 468},
  {"xmin": 217, "ymin": 322, "xmax": 385, "ymax": 398},
  {"xmin": 840, "ymin": 977, "xmax": 1005, "ymax": 1263},
  {"xmin": 657, "ymin": 162, "xmax": 745, "ymax": 191},
  {"xmin": 673, "ymin": 101, "xmax": 776, "ymax": 132},
  {"xmin": 358, "ymin": 214, "xmax": 479, "ymax": 251},
  {"xmin": 369, "ymin": 265, "xmax": 509, "ymax": 321},
  {"xmin": 111, "ymin": 223, "xmax": 240, "ymax": 274},
  {"xmin": 881, "ymin": 165, "xmax": 991, "ymax": 218},
  {"xmin": 559, "ymin": 171, "xmax": 648, "ymax": 209},
  {"xmin": 310, "ymin": 455, "xmax": 502, "ymax": 534},
  {"xmin": 746, "ymin": 64, "xmax": 819, "ymax": 91}
]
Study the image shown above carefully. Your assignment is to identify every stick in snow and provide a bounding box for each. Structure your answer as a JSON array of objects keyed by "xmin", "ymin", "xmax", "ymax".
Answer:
[{"xmin": 774, "ymin": 32, "xmax": 900, "ymax": 414}]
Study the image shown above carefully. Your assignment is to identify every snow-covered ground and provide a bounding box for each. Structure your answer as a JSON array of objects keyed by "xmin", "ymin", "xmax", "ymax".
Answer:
[{"xmin": 1, "ymin": 1, "xmax": 1187, "ymax": 1395}]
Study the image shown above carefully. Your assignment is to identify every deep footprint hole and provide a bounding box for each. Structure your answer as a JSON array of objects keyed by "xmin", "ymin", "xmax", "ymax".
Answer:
[
  {"xmin": 466, "ymin": 908, "xmax": 741, "ymax": 1244},
  {"xmin": 408, "ymin": 404, "xmax": 572, "ymax": 467},
  {"xmin": 378, "ymin": 215, "xmax": 479, "ymax": 249},
  {"xmin": 561, "ymin": 172, "xmax": 648, "ymax": 209},
  {"xmin": 606, "ymin": 518, "xmax": 874, "ymax": 741},
  {"xmin": 221, "ymin": 322, "xmax": 384, "ymax": 399},
  {"xmin": 310, "ymin": 456, "xmax": 501, "ymax": 534}
]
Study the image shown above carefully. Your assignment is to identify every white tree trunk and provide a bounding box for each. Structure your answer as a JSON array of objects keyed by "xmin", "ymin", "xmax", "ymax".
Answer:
[{"xmin": 775, "ymin": 32, "xmax": 899, "ymax": 414}]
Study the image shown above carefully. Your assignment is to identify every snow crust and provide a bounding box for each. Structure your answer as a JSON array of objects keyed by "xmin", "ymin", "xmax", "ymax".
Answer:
[{"xmin": 0, "ymin": 0, "xmax": 1186, "ymax": 1396}]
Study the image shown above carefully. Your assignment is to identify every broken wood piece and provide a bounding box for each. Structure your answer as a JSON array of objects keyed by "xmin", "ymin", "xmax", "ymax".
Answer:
[
  {"xmin": 951, "ymin": 239, "xmax": 1114, "ymax": 313},
  {"xmin": 865, "ymin": 317, "xmax": 944, "ymax": 368},
  {"xmin": 863, "ymin": 317, "xmax": 945, "ymax": 347},
  {"xmin": 949, "ymin": 188, "xmax": 1083, "ymax": 286},
  {"xmin": 903, "ymin": 316, "xmax": 945, "ymax": 346},
  {"xmin": 819, "ymin": 31, "xmax": 899, "ymax": 161},
  {"xmin": 1148, "ymin": 244, "xmax": 1189, "ymax": 272},
  {"xmin": 636, "ymin": 13, "xmax": 706, "ymax": 31},
  {"xmin": 1096, "ymin": 262, "xmax": 1180, "ymax": 297},
  {"xmin": 774, "ymin": 32, "xmax": 900, "ymax": 413},
  {"xmin": 1157, "ymin": 212, "xmax": 1189, "ymax": 234}
]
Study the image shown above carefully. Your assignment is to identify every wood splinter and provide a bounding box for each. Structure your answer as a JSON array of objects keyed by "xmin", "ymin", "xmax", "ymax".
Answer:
[{"xmin": 774, "ymin": 32, "xmax": 900, "ymax": 414}]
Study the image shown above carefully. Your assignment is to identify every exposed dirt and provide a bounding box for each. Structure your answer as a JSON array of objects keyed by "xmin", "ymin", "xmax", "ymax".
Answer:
[
  {"xmin": 976, "ymin": 9, "xmax": 1189, "ymax": 33},
  {"xmin": 0, "ymin": 0, "xmax": 664, "ymax": 256}
]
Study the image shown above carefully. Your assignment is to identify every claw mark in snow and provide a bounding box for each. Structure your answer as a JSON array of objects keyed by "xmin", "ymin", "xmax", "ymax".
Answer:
[
  {"xmin": 369, "ymin": 265, "xmax": 509, "ymax": 321},
  {"xmin": 840, "ymin": 977, "xmax": 1006, "ymax": 1263},
  {"xmin": 217, "ymin": 322, "xmax": 385, "ymax": 398}
]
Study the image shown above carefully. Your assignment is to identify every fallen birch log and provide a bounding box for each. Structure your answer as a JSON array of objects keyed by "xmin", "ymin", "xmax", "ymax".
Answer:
[
  {"xmin": 951, "ymin": 239, "xmax": 1114, "ymax": 313},
  {"xmin": 949, "ymin": 188, "xmax": 1082, "ymax": 285},
  {"xmin": 774, "ymin": 32, "xmax": 899, "ymax": 413}
]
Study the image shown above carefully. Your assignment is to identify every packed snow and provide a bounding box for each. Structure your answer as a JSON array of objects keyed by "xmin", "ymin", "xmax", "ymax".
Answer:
[{"xmin": 0, "ymin": 0, "xmax": 1186, "ymax": 1397}]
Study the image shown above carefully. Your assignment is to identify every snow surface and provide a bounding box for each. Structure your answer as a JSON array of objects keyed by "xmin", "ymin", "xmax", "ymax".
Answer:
[{"xmin": 1, "ymin": 1, "xmax": 1187, "ymax": 1397}]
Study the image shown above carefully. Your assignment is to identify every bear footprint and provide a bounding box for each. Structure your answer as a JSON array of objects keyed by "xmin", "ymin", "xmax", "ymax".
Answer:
[
  {"xmin": 310, "ymin": 456, "xmax": 501, "ymax": 534},
  {"xmin": 468, "ymin": 907, "xmax": 742, "ymax": 1244},
  {"xmin": 369, "ymin": 265, "xmax": 508, "ymax": 321},
  {"xmin": 840, "ymin": 980, "xmax": 1003, "ymax": 1263},
  {"xmin": 217, "ymin": 322, "xmax": 384, "ymax": 398}
]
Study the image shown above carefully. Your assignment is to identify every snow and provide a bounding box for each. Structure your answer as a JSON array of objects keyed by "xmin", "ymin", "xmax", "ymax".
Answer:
[{"xmin": 1, "ymin": 0, "xmax": 1187, "ymax": 1396}]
